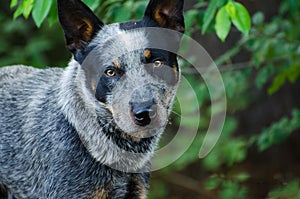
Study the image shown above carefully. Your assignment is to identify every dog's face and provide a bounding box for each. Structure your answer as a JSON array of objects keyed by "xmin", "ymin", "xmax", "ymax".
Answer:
[{"xmin": 58, "ymin": 0, "xmax": 185, "ymax": 139}]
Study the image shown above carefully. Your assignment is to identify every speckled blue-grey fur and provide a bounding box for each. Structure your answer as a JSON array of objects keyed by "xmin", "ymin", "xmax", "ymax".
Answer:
[
  {"xmin": 0, "ymin": 64, "xmax": 151, "ymax": 198},
  {"xmin": 0, "ymin": 0, "xmax": 185, "ymax": 198}
]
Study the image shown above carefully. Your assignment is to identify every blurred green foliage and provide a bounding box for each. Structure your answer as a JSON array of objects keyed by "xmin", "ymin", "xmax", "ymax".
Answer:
[
  {"xmin": 205, "ymin": 173, "xmax": 250, "ymax": 199},
  {"xmin": 268, "ymin": 180, "xmax": 300, "ymax": 199},
  {"xmin": 2, "ymin": 0, "xmax": 300, "ymax": 198},
  {"xmin": 256, "ymin": 109, "xmax": 300, "ymax": 152}
]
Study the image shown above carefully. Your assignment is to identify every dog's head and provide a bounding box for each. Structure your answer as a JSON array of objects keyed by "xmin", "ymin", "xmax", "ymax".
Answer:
[{"xmin": 58, "ymin": 0, "xmax": 185, "ymax": 139}]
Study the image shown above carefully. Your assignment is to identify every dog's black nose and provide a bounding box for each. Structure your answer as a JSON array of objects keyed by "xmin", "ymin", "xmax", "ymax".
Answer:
[
  {"xmin": 130, "ymin": 99, "xmax": 157, "ymax": 126},
  {"xmin": 134, "ymin": 106, "xmax": 157, "ymax": 126}
]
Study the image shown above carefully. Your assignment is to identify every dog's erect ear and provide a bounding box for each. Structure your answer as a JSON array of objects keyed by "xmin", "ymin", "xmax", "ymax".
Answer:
[
  {"xmin": 144, "ymin": 0, "xmax": 185, "ymax": 33},
  {"xmin": 57, "ymin": 0, "xmax": 104, "ymax": 53}
]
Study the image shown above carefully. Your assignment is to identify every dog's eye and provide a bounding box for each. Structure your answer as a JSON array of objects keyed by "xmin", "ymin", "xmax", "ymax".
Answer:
[
  {"xmin": 104, "ymin": 69, "xmax": 116, "ymax": 77},
  {"xmin": 153, "ymin": 60, "xmax": 163, "ymax": 68}
]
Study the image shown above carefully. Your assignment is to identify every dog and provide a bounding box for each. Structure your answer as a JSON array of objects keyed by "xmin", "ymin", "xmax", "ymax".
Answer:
[{"xmin": 0, "ymin": 0, "xmax": 185, "ymax": 198}]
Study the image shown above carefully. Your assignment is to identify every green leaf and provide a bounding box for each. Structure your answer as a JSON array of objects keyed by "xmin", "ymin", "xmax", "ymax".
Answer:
[
  {"xmin": 264, "ymin": 22, "xmax": 278, "ymax": 35},
  {"xmin": 221, "ymin": 181, "xmax": 248, "ymax": 199},
  {"xmin": 47, "ymin": 0, "xmax": 58, "ymax": 26},
  {"xmin": 202, "ymin": 0, "xmax": 219, "ymax": 34},
  {"xmin": 234, "ymin": 173, "xmax": 250, "ymax": 182},
  {"xmin": 225, "ymin": 1, "xmax": 236, "ymax": 19},
  {"xmin": 133, "ymin": 2, "xmax": 147, "ymax": 19},
  {"xmin": 184, "ymin": 9, "xmax": 199, "ymax": 35},
  {"xmin": 269, "ymin": 180, "xmax": 300, "ymax": 198},
  {"xmin": 13, "ymin": 6, "xmax": 24, "ymax": 19},
  {"xmin": 286, "ymin": 64, "xmax": 300, "ymax": 83},
  {"xmin": 257, "ymin": 109, "xmax": 300, "ymax": 151},
  {"xmin": 10, "ymin": 0, "xmax": 18, "ymax": 8},
  {"xmin": 252, "ymin": 12, "xmax": 264, "ymax": 25},
  {"xmin": 255, "ymin": 65, "xmax": 275, "ymax": 88},
  {"xmin": 82, "ymin": 0, "xmax": 100, "ymax": 10},
  {"xmin": 32, "ymin": 0, "xmax": 52, "ymax": 27},
  {"xmin": 111, "ymin": 5, "xmax": 131, "ymax": 23},
  {"xmin": 231, "ymin": 2, "xmax": 251, "ymax": 35},
  {"xmin": 268, "ymin": 73, "xmax": 286, "ymax": 95},
  {"xmin": 215, "ymin": 6, "xmax": 231, "ymax": 42},
  {"xmin": 223, "ymin": 140, "xmax": 247, "ymax": 166},
  {"xmin": 267, "ymin": 64, "xmax": 300, "ymax": 95},
  {"xmin": 205, "ymin": 175, "xmax": 222, "ymax": 190},
  {"xmin": 22, "ymin": 0, "xmax": 34, "ymax": 19}
]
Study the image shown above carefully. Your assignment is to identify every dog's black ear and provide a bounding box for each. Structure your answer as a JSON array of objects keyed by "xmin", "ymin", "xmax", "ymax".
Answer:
[
  {"xmin": 144, "ymin": 0, "xmax": 185, "ymax": 33},
  {"xmin": 57, "ymin": 0, "xmax": 104, "ymax": 53}
]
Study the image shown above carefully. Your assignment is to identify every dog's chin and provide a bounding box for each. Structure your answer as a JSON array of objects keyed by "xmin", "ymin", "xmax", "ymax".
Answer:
[
  {"xmin": 129, "ymin": 127, "xmax": 164, "ymax": 139},
  {"xmin": 115, "ymin": 120, "xmax": 166, "ymax": 140}
]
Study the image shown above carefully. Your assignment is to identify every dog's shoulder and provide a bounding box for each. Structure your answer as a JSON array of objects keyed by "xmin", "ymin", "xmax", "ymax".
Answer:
[
  {"xmin": 0, "ymin": 65, "xmax": 63, "ymax": 82},
  {"xmin": 0, "ymin": 65, "xmax": 64, "ymax": 88},
  {"xmin": 0, "ymin": 65, "xmax": 36, "ymax": 82}
]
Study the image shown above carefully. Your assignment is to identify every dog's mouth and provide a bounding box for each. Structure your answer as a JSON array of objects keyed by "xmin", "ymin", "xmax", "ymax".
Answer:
[{"xmin": 130, "ymin": 127, "xmax": 164, "ymax": 139}]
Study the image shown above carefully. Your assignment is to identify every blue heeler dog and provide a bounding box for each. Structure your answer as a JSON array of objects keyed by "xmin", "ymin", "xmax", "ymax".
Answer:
[{"xmin": 0, "ymin": 0, "xmax": 185, "ymax": 198}]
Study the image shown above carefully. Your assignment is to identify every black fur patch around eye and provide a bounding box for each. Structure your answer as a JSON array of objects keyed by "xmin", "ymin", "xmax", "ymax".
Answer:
[
  {"xmin": 95, "ymin": 77, "xmax": 111, "ymax": 103},
  {"xmin": 143, "ymin": 49, "xmax": 178, "ymax": 69},
  {"xmin": 95, "ymin": 68, "xmax": 124, "ymax": 103},
  {"xmin": 142, "ymin": 49, "xmax": 179, "ymax": 85}
]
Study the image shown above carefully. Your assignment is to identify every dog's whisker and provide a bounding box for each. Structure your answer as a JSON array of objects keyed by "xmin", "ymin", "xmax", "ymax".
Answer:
[{"xmin": 171, "ymin": 110, "xmax": 182, "ymax": 118}]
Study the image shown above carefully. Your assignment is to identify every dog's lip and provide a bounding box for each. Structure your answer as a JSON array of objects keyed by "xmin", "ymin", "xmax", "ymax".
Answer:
[
  {"xmin": 114, "ymin": 118, "xmax": 166, "ymax": 139},
  {"xmin": 129, "ymin": 127, "xmax": 162, "ymax": 139}
]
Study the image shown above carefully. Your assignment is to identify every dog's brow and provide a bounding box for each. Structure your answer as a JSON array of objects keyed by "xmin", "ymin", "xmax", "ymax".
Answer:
[
  {"xmin": 113, "ymin": 59, "xmax": 121, "ymax": 68},
  {"xmin": 144, "ymin": 49, "xmax": 151, "ymax": 59}
]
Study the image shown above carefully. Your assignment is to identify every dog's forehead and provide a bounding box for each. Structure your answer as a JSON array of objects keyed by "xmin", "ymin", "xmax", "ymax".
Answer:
[{"xmin": 90, "ymin": 23, "xmax": 148, "ymax": 60}]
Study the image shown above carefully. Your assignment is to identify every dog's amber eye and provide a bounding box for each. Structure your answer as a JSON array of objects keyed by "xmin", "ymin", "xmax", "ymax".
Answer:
[
  {"xmin": 154, "ymin": 60, "xmax": 163, "ymax": 68},
  {"xmin": 104, "ymin": 69, "xmax": 116, "ymax": 77}
]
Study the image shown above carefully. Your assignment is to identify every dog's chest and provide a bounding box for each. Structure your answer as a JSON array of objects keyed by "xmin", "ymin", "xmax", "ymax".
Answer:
[{"xmin": 90, "ymin": 173, "xmax": 148, "ymax": 199}]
